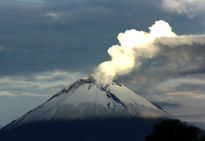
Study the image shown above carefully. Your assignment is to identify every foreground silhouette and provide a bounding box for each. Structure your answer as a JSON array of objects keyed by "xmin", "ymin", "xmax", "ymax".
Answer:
[
  {"xmin": 146, "ymin": 120, "xmax": 205, "ymax": 141},
  {"xmin": 1, "ymin": 118, "xmax": 204, "ymax": 141},
  {"xmin": 0, "ymin": 118, "xmax": 162, "ymax": 141}
]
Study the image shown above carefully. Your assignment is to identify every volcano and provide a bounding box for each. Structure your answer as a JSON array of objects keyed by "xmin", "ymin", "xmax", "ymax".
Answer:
[{"xmin": 0, "ymin": 76, "xmax": 172, "ymax": 141}]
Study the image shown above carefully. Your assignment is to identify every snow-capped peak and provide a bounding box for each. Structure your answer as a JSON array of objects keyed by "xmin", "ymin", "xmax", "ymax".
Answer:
[{"xmin": 4, "ymin": 76, "xmax": 171, "ymax": 129}]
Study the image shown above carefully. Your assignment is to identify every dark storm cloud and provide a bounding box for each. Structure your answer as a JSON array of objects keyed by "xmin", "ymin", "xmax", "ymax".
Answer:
[{"xmin": 1, "ymin": 0, "xmax": 205, "ymax": 75}]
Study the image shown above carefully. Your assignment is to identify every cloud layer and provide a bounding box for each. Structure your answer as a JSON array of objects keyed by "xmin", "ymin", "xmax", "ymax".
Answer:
[
  {"xmin": 161, "ymin": 0, "xmax": 205, "ymax": 18},
  {"xmin": 0, "ymin": 70, "xmax": 84, "ymax": 126},
  {"xmin": 94, "ymin": 20, "xmax": 176, "ymax": 82},
  {"xmin": 0, "ymin": 70, "xmax": 83, "ymax": 97},
  {"xmin": 94, "ymin": 20, "xmax": 205, "ymax": 83}
]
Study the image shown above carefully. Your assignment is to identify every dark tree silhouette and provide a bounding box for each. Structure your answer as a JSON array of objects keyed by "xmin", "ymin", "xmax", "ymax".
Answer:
[
  {"xmin": 200, "ymin": 136, "xmax": 205, "ymax": 141},
  {"xmin": 146, "ymin": 120, "xmax": 202, "ymax": 141}
]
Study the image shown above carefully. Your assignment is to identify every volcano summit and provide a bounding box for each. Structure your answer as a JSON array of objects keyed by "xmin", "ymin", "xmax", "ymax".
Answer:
[{"xmin": 0, "ymin": 76, "xmax": 172, "ymax": 141}]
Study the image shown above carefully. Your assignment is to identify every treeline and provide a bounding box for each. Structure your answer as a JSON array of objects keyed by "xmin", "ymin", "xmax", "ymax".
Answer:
[{"xmin": 147, "ymin": 120, "xmax": 205, "ymax": 141}]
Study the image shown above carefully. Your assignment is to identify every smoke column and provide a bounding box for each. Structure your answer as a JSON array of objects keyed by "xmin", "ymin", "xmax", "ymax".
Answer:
[{"xmin": 93, "ymin": 20, "xmax": 176, "ymax": 83}]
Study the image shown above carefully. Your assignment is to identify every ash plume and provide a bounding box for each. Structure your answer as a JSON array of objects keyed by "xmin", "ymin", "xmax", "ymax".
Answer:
[
  {"xmin": 93, "ymin": 20, "xmax": 205, "ymax": 83},
  {"xmin": 93, "ymin": 20, "xmax": 176, "ymax": 82}
]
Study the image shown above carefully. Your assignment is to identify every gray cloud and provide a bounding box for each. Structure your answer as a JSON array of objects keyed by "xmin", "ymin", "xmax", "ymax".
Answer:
[
  {"xmin": 0, "ymin": 70, "xmax": 84, "ymax": 97},
  {"xmin": 161, "ymin": 0, "xmax": 205, "ymax": 18},
  {"xmin": 0, "ymin": 70, "xmax": 85, "ymax": 126},
  {"xmin": 44, "ymin": 12, "xmax": 59, "ymax": 18},
  {"xmin": 121, "ymin": 74, "xmax": 205, "ymax": 129},
  {"xmin": 120, "ymin": 35, "xmax": 205, "ymax": 85},
  {"xmin": 0, "ymin": 91, "xmax": 16, "ymax": 97},
  {"xmin": 17, "ymin": 0, "xmax": 45, "ymax": 3},
  {"xmin": 0, "ymin": 46, "xmax": 7, "ymax": 51}
]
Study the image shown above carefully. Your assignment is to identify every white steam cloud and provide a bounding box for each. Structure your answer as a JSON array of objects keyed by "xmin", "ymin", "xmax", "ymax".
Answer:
[
  {"xmin": 93, "ymin": 20, "xmax": 205, "ymax": 83},
  {"xmin": 93, "ymin": 20, "xmax": 176, "ymax": 82}
]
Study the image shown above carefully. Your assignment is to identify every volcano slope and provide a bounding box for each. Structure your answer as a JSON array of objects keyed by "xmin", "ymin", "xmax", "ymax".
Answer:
[{"xmin": 0, "ymin": 76, "xmax": 179, "ymax": 141}]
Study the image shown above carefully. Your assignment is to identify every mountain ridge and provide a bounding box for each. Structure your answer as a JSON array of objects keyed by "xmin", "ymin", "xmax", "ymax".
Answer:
[{"xmin": 0, "ymin": 76, "xmax": 173, "ymax": 141}]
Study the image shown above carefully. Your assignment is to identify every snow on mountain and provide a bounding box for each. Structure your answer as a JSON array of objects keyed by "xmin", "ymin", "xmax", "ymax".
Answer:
[{"xmin": 3, "ymin": 76, "xmax": 171, "ymax": 130}]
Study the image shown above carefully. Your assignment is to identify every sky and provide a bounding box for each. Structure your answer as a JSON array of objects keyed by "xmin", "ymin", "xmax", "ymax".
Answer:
[{"xmin": 1, "ymin": 0, "xmax": 205, "ymax": 129}]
